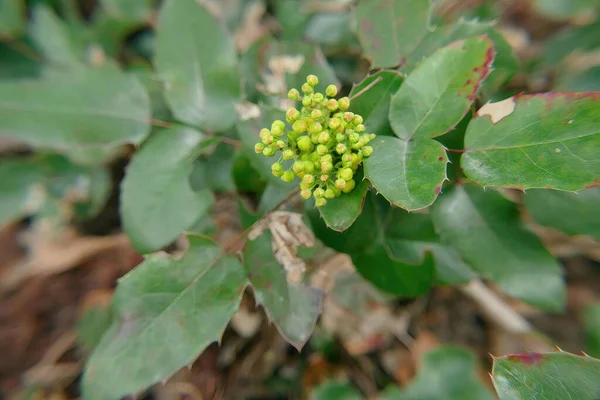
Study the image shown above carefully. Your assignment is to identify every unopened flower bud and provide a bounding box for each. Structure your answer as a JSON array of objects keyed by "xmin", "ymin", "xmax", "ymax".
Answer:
[
  {"xmin": 335, "ymin": 179, "xmax": 346, "ymax": 190},
  {"xmin": 301, "ymin": 189, "xmax": 312, "ymax": 199},
  {"xmin": 292, "ymin": 120, "xmax": 307, "ymax": 133},
  {"xmin": 302, "ymin": 95, "xmax": 312, "ymax": 107},
  {"xmin": 340, "ymin": 168, "xmax": 353, "ymax": 181},
  {"xmin": 320, "ymin": 174, "xmax": 329, "ymax": 182},
  {"xmin": 325, "ymin": 189, "xmax": 335, "ymax": 199},
  {"xmin": 301, "ymin": 83, "xmax": 313, "ymax": 94},
  {"xmin": 263, "ymin": 146, "xmax": 275, "ymax": 156},
  {"xmin": 259, "ymin": 128, "xmax": 270, "ymax": 140},
  {"xmin": 306, "ymin": 75, "xmax": 319, "ymax": 86},
  {"xmin": 281, "ymin": 171, "xmax": 294, "ymax": 182},
  {"xmin": 355, "ymin": 123, "xmax": 366, "ymax": 133},
  {"xmin": 288, "ymin": 88, "xmax": 300, "ymax": 101},
  {"xmin": 349, "ymin": 132, "xmax": 360, "ymax": 143},
  {"xmin": 335, "ymin": 143, "xmax": 347, "ymax": 154},
  {"xmin": 311, "ymin": 109, "xmax": 322, "ymax": 120},
  {"xmin": 320, "ymin": 154, "xmax": 332, "ymax": 163},
  {"xmin": 282, "ymin": 149, "xmax": 294, "ymax": 160},
  {"xmin": 342, "ymin": 179, "xmax": 355, "ymax": 193},
  {"xmin": 352, "ymin": 139, "xmax": 365, "ymax": 150},
  {"xmin": 335, "ymin": 133, "xmax": 345, "ymax": 142},
  {"xmin": 271, "ymin": 162, "xmax": 283, "ymax": 172},
  {"xmin": 276, "ymin": 140, "xmax": 285, "ymax": 149},
  {"xmin": 338, "ymin": 97, "xmax": 350, "ymax": 111},
  {"xmin": 287, "ymin": 130, "xmax": 298, "ymax": 141},
  {"xmin": 326, "ymin": 99, "xmax": 338, "ymax": 111},
  {"xmin": 303, "ymin": 161, "xmax": 315, "ymax": 173},
  {"xmin": 353, "ymin": 115, "xmax": 363, "ymax": 125},
  {"xmin": 328, "ymin": 118, "xmax": 341, "ymax": 131},
  {"xmin": 362, "ymin": 146, "xmax": 373, "ymax": 157},
  {"xmin": 342, "ymin": 154, "xmax": 352, "ymax": 163},
  {"xmin": 321, "ymin": 161, "xmax": 333, "ymax": 173},
  {"xmin": 316, "ymin": 144, "xmax": 328, "ymax": 156},
  {"xmin": 318, "ymin": 132, "xmax": 330, "ymax": 144},
  {"xmin": 309, "ymin": 122, "xmax": 322, "ymax": 135},
  {"xmin": 315, "ymin": 197, "xmax": 327, "ymax": 207},
  {"xmin": 293, "ymin": 161, "xmax": 305, "ymax": 174},
  {"xmin": 313, "ymin": 93, "xmax": 324, "ymax": 103},
  {"xmin": 303, "ymin": 174, "xmax": 315, "ymax": 185},
  {"xmin": 343, "ymin": 112, "xmax": 354, "ymax": 122},
  {"xmin": 297, "ymin": 136, "xmax": 312, "ymax": 151},
  {"xmin": 314, "ymin": 188, "xmax": 325, "ymax": 198},
  {"xmin": 286, "ymin": 108, "xmax": 299, "ymax": 122},
  {"xmin": 254, "ymin": 143, "xmax": 265, "ymax": 154},
  {"xmin": 326, "ymin": 85, "xmax": 337, "ymax": 97}
]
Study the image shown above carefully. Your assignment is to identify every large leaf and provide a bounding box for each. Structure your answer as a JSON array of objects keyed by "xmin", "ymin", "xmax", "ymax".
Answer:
[
  {"xmin": 83, "ymin": 236, "xmax": 247, "ymax": 400},
  {"xmin": 121, "ymin": 127, "xmax": 214, "ymax": 254},
  {"xmin": 364, "ymin": 136, "xmax": 448, "ymax": 211},
  {"xmin": 0, "ymin": 0, "xmax": 24, "ymax": 38},
  {"xmin": 431, "ymin": 185, "xmax": 565, "ymax": 311},
  {"xmin": 155, "ymin": 0, "xmax": 240, "ymax": 133},
  {"xmin": 524, "ymin": 188, "xmax": 600, "ymax": 239},
  {"xmin": 390, "ymin": 36, "xmax": 494, "ymax": 140},
  {"xmin": 244, "ymin": 233, "xmax": 323, "ymax": 350},
  {"xmin": 462, "ymin": 93, "xmax": 600, "ymax": 191},
  {"xmin": 349, "ymin": 70, "xmax": 404, "ymax": 136},
  {"xmin": 584, "ymin": 303, "xmax": 600, "ymax": 357},
  {"xmin": 0, "ymin": 68, "xmax": 150, "ymax": 150},
  {"xmin": 0, "ymin": 158, "xmax": 44, "ymax": 227},
  {"xmin": 390, "ymin": 346, "xmax": 495, "ymax": 400},
  {"xmin": 384, "ymin": 209, "xmax": 474, "ymax": 285},
  {"xmin": 30, "ymin": 5, "xmax": 83, "ymax": 67},
  {"xmin": 354, "ymin": 0, "xmax": 432, "ymax": 68},
  {"xmin": 492, "ymin": 352, "xmax": 600, "ymax": 400},
  {"xmin": 318, "ymin": 169, "xmax": 369, "ymax": 232}
]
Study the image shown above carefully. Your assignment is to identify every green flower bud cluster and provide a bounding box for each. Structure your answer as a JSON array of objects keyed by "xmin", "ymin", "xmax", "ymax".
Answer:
[{"xmin": 254, "ymin": 75, "xmax": 376, "ymax": 207}]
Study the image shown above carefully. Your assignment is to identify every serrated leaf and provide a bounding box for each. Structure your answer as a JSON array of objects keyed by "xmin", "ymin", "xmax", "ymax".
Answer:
[
  {"xmin": 354, "ymin": 0, "xmax": 432, "ymax": 68},
  {"xmin": 311, "ymin": 380, "xmax": 363, "ymax": 400},
  {"xmin": 155, "ymin": 0, "xmax": 240, "ymax": 132},
  {"xmin": 30, "ymin": 5, "xmax": 83, "ymax": 67},
  {"xmin": 524, "ymin": 188, "xmax": 600, "ymax": 239},
  {"xmin": 492, "ymin": 352, "xmax": 600, "ymax": 400},
  {"xmin": 462, "ymin": 93, "xmax": 600, "ymax": 191},
  {"xmin": 0, "ymin": 68, "xmax": 150, "ymax": 150},
  {"xmin": 318, "ymin": 169, "xmax": 368, "ymax": 232},
  {"xmin": 431, "ymin": 184, "xmax": 565, "ymax": 311},
  {"xmin": 364, "ymin": 136, "xmax": 448, "ymax": 211},
  {"xmin": 349, "ymin": 70, "xmax": 404, "ymax": 136},
  {"xmin": 384, "ymin": 209, "xmax": 474, "ymax": 285},
  {"xmin": 0, "ymin": 0, "xmax": 24, "ymax": 38},
  {"xmin": 82, "ymin": 236, "xmax": 246, "ymax": 400},
  {"xmin": 0, "ymin": 158, "xmax": 44, "ymax": 227},
  {"xmin": 121, "ymin": 127, "xmax": 214, "ymax": 254},
  {"xmin": 390, "ymin": 36, "xmax": 494, "ymax": 140},
  {"xmin": 244, "ymin": 233, "xmax": 323, "ymax": 350},
  {"xmin": 394, "ymin": 346, "xmax": 495, "ymax": 400}
]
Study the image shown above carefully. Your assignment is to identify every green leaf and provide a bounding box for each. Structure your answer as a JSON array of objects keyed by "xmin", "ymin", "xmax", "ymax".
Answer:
[
  {"xmin": 98, "ymin": 0, "xmax": 153, "ymax": 22},
  {"xmin": 524, "ymin": 188, "xmax": 600, "ymax": 240},
  {"xmin": 82, "ymin": 236, "xmax": 247, "ymax": 400},
  {"xmin": 351, "ymin": 244, "xmax": 434, "ymax": 297},
  {"xmin": 155, "ymin": 0, "xmax": 240, "ymax": 132},
  {"xmin": 431, "ymin": 185, "xmax": 565, "ymax": 311},
  {"xmin": 0, "ymin": 0, "xmax": 24, "ymax": 38},
  {"xmin": 543, "ymin": 21, "xmax": 600, "ymax": 66},
  {"xmin": 354, "ymin": 0, "xmax": 433, "ymax": 68},
  {"xmin": 555, "ymin": 66, "xmax": 600, "ymax": 92},
  {"xmin": 349, "ymin": 70, "xmax": 404, "ymax": 136},
  {"xmin": 390, "ymin": 36, "xmax": 494, "ymax": 140},
  {"xmin": 394, "ymin": 346, "xmax": 495, "ymax": 400},
  {"xmin": 318, "ymin": 169, "xmax": 368, "ymax": 232},
  {"xmin": 305, "ymin": 12, "xmax": 358, "ymax": 47},
  {"xmin": 244, "ymin": 233, "xmax": 323, "ymax": 350},
  {"xmin": 492, "ymin": 352, "xmax": 600, "ymax": 400},
  {"xmin": 462, "ymin": 93, "xmax": 600, "ymax": 191},
  {"xmin": 0, "ymin": 68, "xmax": 151, "ymax": 150},
  {"xmin": 364, "ymin": 136, "xmax": 448, "ymax": 211},
  {"xmin": 534, "ymin": 0, "xmax": 599, "ymax": 20},
  {"xmin": 384, "ymin": 209, "xmax": 474, "ymax": 285},
  {"xmin": 311, "ymin": 380, "xmax": 363, "ymax": 400},
  {"xmin": 0, "ymin": 158, "xmax": 44, "ymax": 227},
  {"xmin": 76, "ymin": 300, "xmax": 113, "ymax": 354},
  {"xmin": 30, "ymin": 5, "xmax": 83, "ymax": 67},
  {"xmin": 584, "ymin": 303, "xmax": 600, "ymax": 358},
  {"xmin": 121, "ymin": 127, "xmax": 214, "ymax": 254}
]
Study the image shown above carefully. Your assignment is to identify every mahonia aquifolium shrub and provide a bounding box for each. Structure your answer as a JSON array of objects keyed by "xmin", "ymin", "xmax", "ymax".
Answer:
[{"xmin": 254, "ymin": 75, "xmax": 375, "ymax": 207}]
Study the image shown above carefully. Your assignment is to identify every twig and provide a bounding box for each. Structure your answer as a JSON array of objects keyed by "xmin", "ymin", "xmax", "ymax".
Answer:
[
  {"xmin": 5, "ymin": 40, "xmax": 42, "ymax": 62},
  {"xmin": 460, "ymin": 279, "xmax": 532, "ymax": 334},
  {"xmin": 220, "ymin": 137, "xmax": 242, "ymax": 148},
  {"xmin": 349, "ymin": 76, "xmax": 383, "ymax": 101},
  {"xmin": 151, "ymin": 119, "xmax": 172, "ymax": 128},
  {"xmin": 445, "ymin": 148, "xmax": 466, "ymax": 154}
]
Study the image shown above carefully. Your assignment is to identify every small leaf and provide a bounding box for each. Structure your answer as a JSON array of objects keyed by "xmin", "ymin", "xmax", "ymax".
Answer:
[
  {"xmin": 310, "ymin": 380, "xmax": 363, "ymax": 400},
  {"xmin": 244, "ymin": 233, "xmax": 323, "ymax": 350},
  {"xmin": 349, "ymin": 70, "xmax": 404, "ymax": 136},
  {"xmin": 524, "ymin": 188, "xmax": 600, "ymax": 239},
  {"xmin": 0, "ymin": 0, "xmax": 24, "ymax": 38},
  {"xmin": 82, "ymin": 236, "xmax": 247, "ymax": 400},
  {"xmin": 0, "ymin": 158, "xmax": 44, "ymax": 227},
  {"xmin": 492, "ymin": 352, "xmax": 600, "ymax": 400},
  {"xmin": 121, "ymin": 127, "xmax": 214, "ymax": 254},
  {"xmin": 30, "ymin": 5, "xmax": 83, "ymax": 67},
  {"xmin": 390, "ymin": 36, "xmax": 494, "ymax": 140},
  {"xmin": 395, "ymin": 346, "xmax": 495, "ymax": 400},
  {"xmin": 584, "ymin": 303, "xmax": 600, "ymax": 357},
  {"xmin": 0, "ymin": 68, "xmax": 151, "ymax": 150},
  {"xmin": 364, "ymin": 136, "xmax": 448, "ymax": 211},
  {"xmin": 155, "ymin": 0, "xmax": 241, "ymax": 132},
  {"xmin": 431, "ymin": 184, "xmax": 565, "ymax": 311},
  {"xmin": 354, "ymin": 0, "xmax": 432, "ymax": 68},
  {"xmin": 462, "ymin": 93, "xmax": 600, "ymax": 191},
  {"xmin": 318, "ymin": 169, "xmax": 368, "ymax": 232}
]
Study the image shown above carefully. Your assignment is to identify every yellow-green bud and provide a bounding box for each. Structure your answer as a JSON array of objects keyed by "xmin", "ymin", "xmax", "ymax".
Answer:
[
  {"xmin": 281, "ymin": 171, "xmax": 294, "ymax": 182},
  {"xmin": 326, "ymin": 85, "xmax": 337, "ymax": 97},
  {"xmin": 309, "ymin": 122, "xmax": 322, "ymax": 135},
  {"xmin": 326, "ymin": 99, "xmax": 338, "ymax": 111},
  {"xmin": 328, "ymin": 118, "xmax": 341, "ymax": 130},
  {"xmin": 343, "ymin": 179, "xmax": 355, "ymax": 193},
  {"xmin": 311, "ymin": 109, "xmax": 322, "ymax": 120},
  {"xmin": 271, "ymin": 162, "xmax": 283, "ymax": 172},
  {"xmin": 292, "ymin": 120, "xmax": 307, "ymax": 133},
  {"xmin": 306, "ymin": 74, "xmax": 319, "ymax": 86},
  {"xmin": 288, "ymin": 88, "xmax": 300, "ymax": 101},
  {"xmin": 254, "ymin": 143, "xmax": 265, "ymax": 154},
  {"xmin": 355, "ymin": 123, "xmax": 366, "ymax": 133},
  {"xmin": 335, "ymin": 179, "xmax": 346, "ymax": 190},
  {"xmin": 287, "ymin": 130, "xmax": 298, "ymax": 141},
  {"xmin": 349, "ymin": 132, "xmax": 360, "ymax": 143},
  {"xmin": 321, "ymin": 161, "xmax": 333, "ymax": 173},
  {"xmin": 343, "ymin": 112, "xmax": 354, "ymax": 122},
  {"xmin": 342, "ymin": 153, "xmax": 352, "ymax": 163},
  {"xmin": 302, "ymin": 95, "xmax": 312, "ymax": 107},
  {"xmin": 297, "ymin": 136, "xmax": 312, "ymax": 151},
  {"xmin": 353, "ymin": 115, "xmax": 363, "ymax": 125},
  {"xmin": 315, "ymin": 197, "xmax": 327, "ymax": 207},
  {"xmin": 303, "ymin": 174, "xmax": 315, "ymax": 185},
  {"xmin": 314, "ymin": 188, "xmax": 325, "ymax": 198},
  {"xmin": 263, "ymin": 147, "xmax": 275, "ymax": 157},
  {"xmin": 340, "ymin": 168, "xmax": 353, "ymax": 181},
  {"xmin": 301, "ymin": 83, "xmax": 313, "ymax": 94},
  {"xmin": 335, "ymin": 133, "xmax": 345, "ymax": 143},
  {"xmin": 282, "ymin": 149, "xmax": 294, "ymax": 160},
  {"xmin": 271, "ymin": 125, "xmax": 284, "ymax": 138},
  {"xmin": 276, "ymin": 140, "xmax": 285, "ymax": 149},
  {"xmin": 352, "ymin": 139, "xmax": 365, "ymax": 150},
  {"xmin": 320, "ymin": 174, "xmax": 329, "ymax": 182},
  {"xmin": 293, "ymin": 161, "xmax": 305, "ymax": 174},
  {"xmin": 286, "ymin": 108, "xmax": 300, "ymax": 122},
  {"xmin": 316, "ymin": 144, "xmax": 328, "ymax": 156},
  {"xmin": 362, "ymin": 146, "xmax": 373, "ymax": 157},
  {"xmin": 272, "ymin": 119, "xmax": 286, "ymax": 131},
  {"xmin": 303, "ymin": 161, "xmax": 315, "ymax": 173},
  {"xmin": 259, "ymin": 128, "xmax": 270, "ymax": 140},
  {"xmin": 338, "ymin": 97, "xmax": 350, "ymax": 111},
  {"xmin": 325, "ymin": 189, "xmax": 335, "ymax": 199},
  {"xmin": 335, "ymin": 143, "xmax": 347, "ymax": 154},
  {"xmin": 360, "ymin": 134, "xmax": 371, "ymax": 144},
  {"xmin": 313, "ymin": 93, "xmax": 324, "ymax": 103},
  {"xmin": 318, "ymin": 132, "xmax": 330, "ymax": 144},
  {"xmin": 272, "ymin": 169, "xmax": 284, "ymax": 177},
  {"xmin": 320, "ymin": 154, "xmax": 333, "ymax": 163},
  {"xmin": 370, "ymin": 133, "xmax": 376, "ymax": 140},
  {"xmin": 301, "ymin": 189, "xmax": 312, "ymax": 199}
]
